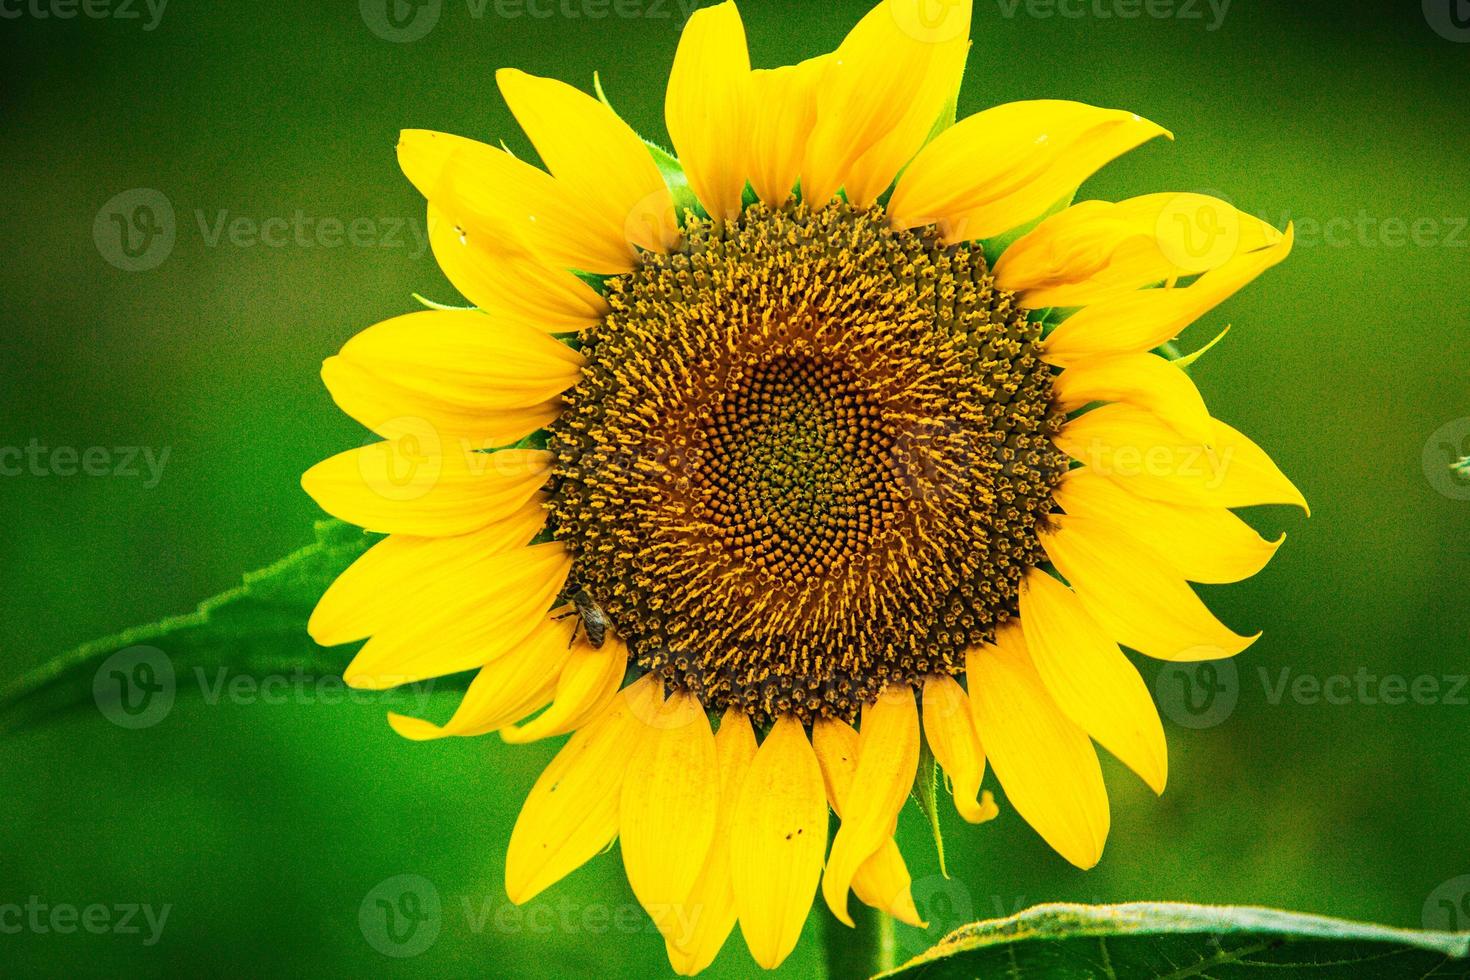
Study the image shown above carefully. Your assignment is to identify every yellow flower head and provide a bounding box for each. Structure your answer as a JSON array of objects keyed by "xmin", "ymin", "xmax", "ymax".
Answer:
[{"xmin": 303, "ymin": 0, "xmax": 1305, "ymax": 972}]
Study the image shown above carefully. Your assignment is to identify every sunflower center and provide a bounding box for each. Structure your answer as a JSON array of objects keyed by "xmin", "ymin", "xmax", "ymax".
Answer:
[
  {"xmin": 703, "ymin": 354, "xmax": 897, "ymax": 574},
  {"xmin": 547, "ymin": 201, "xmax": 1068, "ymax": 723}
]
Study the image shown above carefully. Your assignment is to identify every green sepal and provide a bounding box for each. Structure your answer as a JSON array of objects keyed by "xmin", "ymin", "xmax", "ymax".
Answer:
[
  {"xmin": 910, "ymin": 741, "xmax": 949, "ymax": 878},
  {"xmin": 644, "ymin": 139, "xmax": 705, "ymax": 225},
  {"xmin": 411, "ymin": 292, "xmax": 477, "ymax": 312},
  {"xmin": 575, "ymin": 271, "xmax": 613, "ymax": 294},
  {"xmin": 1169, "ymin": 323, "xmax": 1232, "ymax": 370}
]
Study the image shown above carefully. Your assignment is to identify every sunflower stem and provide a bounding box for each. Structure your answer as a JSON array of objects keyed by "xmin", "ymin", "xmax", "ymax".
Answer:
[{"xmin": 821, "ymin": 902, "xmax": 897, "ymax": 980}]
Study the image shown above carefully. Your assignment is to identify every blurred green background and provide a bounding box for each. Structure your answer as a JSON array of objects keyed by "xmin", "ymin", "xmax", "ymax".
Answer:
[{"xmin": 2, "ymin": 0, "xmax": 1468, "ymax": 975}]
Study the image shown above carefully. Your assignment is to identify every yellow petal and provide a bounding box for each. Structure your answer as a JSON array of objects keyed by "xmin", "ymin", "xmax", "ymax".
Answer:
[
  {"xmin": 334, "ymin": 308, "xmax": 581, "ymax": 394},
  {"xmin": 308, "ymin": 495, "xmax": 547, "ymax": 646},
  {"xmin": 386, "ymin": 614, "xmax": 577, "ymax": 740},
  {"xmin": 323, "ymin": 356, "xmax": 560, "ymax": 451},
  {"xmin": 665, "ymin": 1, "xmax": 750, "ymax": 220},
  {"xmin": 505, "ymin": 676, "xmax": 662, "ymax": 904},
  {"xmin": 812, "ymin": 718, "xmax": 925, "ymax": 928},
  {"xmin": 1055, "ymin": 467, "xmax": 1283, "ymax": 584},
  {"xmin": 397, "ymin": 128, "xmax": 633, "ymax": 274},
  {"xmin": 1044, "ymin": 225, "xmax": 1294, "ymax": 365},
  {"xmin": 967, "ymin": 623, "xmax": 1109, "ymax": 869},
  {"xmin": 343, "ymin": 541, "xmax": 570, "ymax": 688},
  {"xmin": 804, "ymin": 0, "xmax": 972, "ymax": 207},
  {"xmin": 321, "ymin": 308, "xmax": 581, "ymax": 445},
  {"xmin": 822, "ymin": 685, "xmax": 920, "ymax": 927},
  {"xmin": 497, "ymin": 68, "xmax": 678, "ymax": 254},
  {"xmin": 499, "ymin": 632, "xmax": 630, "ymax": 744},
  {"xmin": 1054, "ymin": 404, "xmax": 1309, "ymax": 513},
  {"xmin": 664, "ymin": 709, "xmax": 757, "ymax": 976},
  {"xmin": 303, "ymin": 441, "xmax": 553, "ymax": 537},
  {"xmin": 1041, "ymin": 516, "xmax": 1256, "ymax": 661},
  {"xmin": 889, "ymin": 100, "xmax": 1170, "ymax": 243},
  {"xmin": 748, "ymin": 56, "xmax": 829, "ymax": 207},
  {"xmin": 1019, "ymin": 569, "xmax": 1168, "ymax": 794},
  {"xmin": 1052, "ymin": 351, "xmax": 1213, "ymax": 446},
  {"xmin": 731, "ymin": 715, "xmax": 827, "ymax": 970},
  {"xmin": 426, "ymin": 203, "xmax": 607, "ymax": 334},
  {"xmin": 622, "ymin": 693, "xmax": 721, "ymax": 939},
  {"xmin": 921, "ymin": 675, "xmax": 998, "ymax": 824},
  {"xmin": 995, "ymin": 194, "xmax": 1284, "ymax": 308}
]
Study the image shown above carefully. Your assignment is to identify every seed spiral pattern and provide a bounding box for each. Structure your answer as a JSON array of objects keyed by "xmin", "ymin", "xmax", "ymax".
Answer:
[{"xmin": 546, "ymin": 202, "xmax": 1067, "ymax": 722}]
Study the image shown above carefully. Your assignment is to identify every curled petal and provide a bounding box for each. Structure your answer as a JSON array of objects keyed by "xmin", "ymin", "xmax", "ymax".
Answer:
[
  {"xmin": 921, "ymin": 675, "xmax": 998, "ymax": 824},
  {"xmin": 889, "ymin": 100, "xmax": 1170, "ymax": 243},
  {"xmin": 1044, "ymin": 226, "xmax": 1294, "ymax": 365},
  {"xmin": 821, "ymin": 686, "xmax": 920, "ymax": 926},
  {"xmin": 995, "ymin": 194, "xmax": 1284, "ymax": 308}
]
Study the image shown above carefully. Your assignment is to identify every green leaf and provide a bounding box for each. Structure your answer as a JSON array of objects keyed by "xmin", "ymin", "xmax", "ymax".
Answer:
[
  {"xmin": 0, "ymin": 520, "xmax": 377, "ymax": 732},
  {"xmin": 877, "ymin": 902, "xmax": 1470, "ymax": 979},
  {"xmin": 910, "ymin": 742, "xmax": 948, "ymax": 878}
]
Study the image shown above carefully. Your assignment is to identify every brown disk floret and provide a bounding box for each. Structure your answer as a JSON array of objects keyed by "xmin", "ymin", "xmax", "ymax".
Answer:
[{"xmin": 546, "ymin": 201, "xmax": 1067, "ymax": 723}]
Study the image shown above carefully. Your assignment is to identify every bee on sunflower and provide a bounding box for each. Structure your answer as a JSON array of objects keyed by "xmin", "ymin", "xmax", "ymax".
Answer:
[{"xmin": 303, "ymin": 0, "xmax": 1304, "ymax": 972}]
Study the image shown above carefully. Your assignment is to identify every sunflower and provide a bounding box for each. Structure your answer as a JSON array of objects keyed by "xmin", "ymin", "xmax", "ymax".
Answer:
[{"xmin": 302, "ymin": 0, "xmax": 1305, "ymax": 972}]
